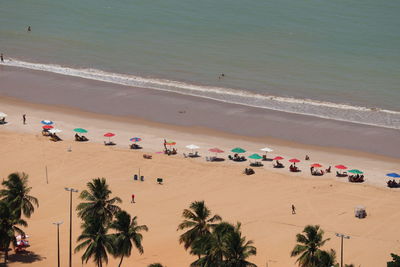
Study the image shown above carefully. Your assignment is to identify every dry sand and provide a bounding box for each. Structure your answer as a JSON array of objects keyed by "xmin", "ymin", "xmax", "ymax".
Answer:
[{"xmin": 0, "ymin": 100, "xmax": 399, "ymax": 267}]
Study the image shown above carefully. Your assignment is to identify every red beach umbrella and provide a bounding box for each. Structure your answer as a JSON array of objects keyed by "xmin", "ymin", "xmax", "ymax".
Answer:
[
  {"xmin": 104, "ymin": 132, "xmax": 115, "ymax": 143},
  {"xmin": 335, "ymin": 165, "xmax": 347, "ymax": 170},
  {"xmin": 209, "ymin": 148, "xmax": 224, "ymax": 153},
  {"xmin": 311, "ymin": 163, "xmax": 322, "ymax": 168},
  {"xmin": 104, "ymin": 132, "xmax": 115, "ymax": 138},
  {"xmin": 289, "ymin": 158, "xmax": 300, "ymax": 163},
  {"xmin": 273, "ymin": 156, "xmax": 284, "ymax": 161},
  {"xmin": 42, "ymin": 125, "xmax": 53, "ymax": 129}
]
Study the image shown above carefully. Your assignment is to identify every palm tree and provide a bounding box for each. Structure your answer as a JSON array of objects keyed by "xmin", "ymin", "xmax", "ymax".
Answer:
[
  {"xmin": 74, "ymin": 218, "xmax": 114, "ymax": 267},
  {"xmin": 317, "ymin": 249, "xmax": 336, "ymax": 267},
  {"xmin": 177, "ymin": 201, "xmax": 222, "ymax": 253},
  {"xmin": 0, "ymin": 172, "xmax": 39, "ymax": 218},
  {"xmin": 0, "ymin": 201, "xmax": 27, "ymax": 263},
  {"xmin": 191, "ymin": 222, "xmax": 257, "ymax": 267},
  {"xmin": 290, "ymin": 225, "xmax": 330, "ymax": 267},
  {"xmin": 76, "ymin": 178, "xmax": 121, "ymax": 224},
  {"xmin": 222, "ymin": 223, "xmax": 257, "ymax": 267},
  {"xmin": 110, "ymin": 210, "xmax": 148, "ymax": 267}
]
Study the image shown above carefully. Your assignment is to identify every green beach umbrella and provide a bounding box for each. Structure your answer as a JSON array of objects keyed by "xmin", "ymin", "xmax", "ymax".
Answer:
[
  {"xmin": 231, "ymin": 147, "xmax": 246, "ymax": 153},
  {"xmin": 248, "ymin": 153, "xmax": 263, "ymax": 160},
  {"xmin": 348, "ymin": 169, "xmax": 363, "ymax": 174},
  {"xmin": 74, "ymin": 128, "xmax": 88, "ymax": 133}
]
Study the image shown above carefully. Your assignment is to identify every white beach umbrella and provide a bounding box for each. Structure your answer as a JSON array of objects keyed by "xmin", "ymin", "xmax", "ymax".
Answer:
[
  {"xmin": 49, "ymin": 129, "xmax": 62, "ymax": 134},
  {"xmin": 260, "ymin": 147, "xmax": 273, "ymax": 153},
  {"xmin": 186, "ymin": 144, "xmax": 200, "ymax": 150},
  {"xmin": 0, "ymin": 112, "xmax": 8, "ymax": 117}
]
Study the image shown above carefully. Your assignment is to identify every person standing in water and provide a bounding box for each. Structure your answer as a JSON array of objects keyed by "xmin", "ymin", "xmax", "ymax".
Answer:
[
  {"xmin": 27, "ymin": 26, "xmax": 31, "ymax": 32},
  {"xmin": 0, "ymin": 53, "xmax": 4, "ymax": 63},
  {"xmin": 22, "ymin": 114, "xmax": 26, "ymax": 125}
]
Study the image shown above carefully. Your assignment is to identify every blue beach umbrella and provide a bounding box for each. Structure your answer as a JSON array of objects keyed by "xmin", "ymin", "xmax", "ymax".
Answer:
[
  {"xmin": 41, "ymin": 120, "xmax": 53, "ymax": 125},
  {"xmin": 386, "ymin": 173, "xmax": 400, "ymax": 178},
  {"xmin": 130, "ymin": 137, "xmax": 142, "ymax": 142}
]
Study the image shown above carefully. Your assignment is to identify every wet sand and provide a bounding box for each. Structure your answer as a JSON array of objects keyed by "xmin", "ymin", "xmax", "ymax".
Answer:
[{"xmin": 0, "ymin": 65, "xmax": 399, "ymax": 158}]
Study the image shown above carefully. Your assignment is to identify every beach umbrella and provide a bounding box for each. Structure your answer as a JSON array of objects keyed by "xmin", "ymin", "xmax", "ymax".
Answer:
[
  {"xmin": 49, "ymin": 129, "xmax": 62, "ymax": 134},
  {"xmin": 0, "ymin": 112, "xmax": 7, "ymax": 117},
  {"xmin": 165, "ymin": 141, "xmax": 176, "ymax": 146},
  {"xmin": 41, "ymin": 120, "xmax": 53, "ymax": 125},
  {"xmin": 289, "ymin": 158, "xmax": 300, "ymax": 165},
  {"xmin": 386, "ymin": 173, "xmax": 400, "ymax": 178},
  {"xmin": 249, "ymin": 153, "xmax": 263, "ymax": 160},
  {"xmin": 186, "ymin": 144, "xmax": 200, "ymax": 150},
  {"xmin": 130, "ymin": 137, "xmax": 142, "ymax": 142},
  {"xmin": 260, "ymin": 147, "xmax": 273, "ymax": 153},
  {"xmin": 209, "ymin": 148, "xmax": 224, "ymax": 159},
  {"xmin": 311, "ymin": 163, "xmax": 322, "ymax": 168},
  {"xmin": 104, "ymin": 132, "xmax": 115, "ymax": 143},
  {"xmin": 209, "ymin": 148, "xmax": 224, "ymax": 153},
  {"xmin": 74, "ymin": 128, "xmax": 88, "ymax": 133},
  {"xmin": 231, "ymin": 147, "xmax": 246, "ymax": 153},
  {"xmin": 348, "ymin": 169, "xmax": 363, "ymax": 174},
  {"xmin": 273, "ymin": 156, "xmax": 284, "ymax": 161},
  {"xmin": 335, "ymin": 165, "xmax": 347, "ymax": 170},
  {"xmin": 104, "ymin": 132, "xmax": 115, "ymax": 137},
  {"xmin": 42, "ymin": 125, "xmax": 53, "ymax": 129}
]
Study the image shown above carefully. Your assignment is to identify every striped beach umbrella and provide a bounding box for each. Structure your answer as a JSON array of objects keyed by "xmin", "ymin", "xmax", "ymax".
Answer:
[{"xmin": 41, "ymin": 120, "xmax": 53, "ymax": 125}]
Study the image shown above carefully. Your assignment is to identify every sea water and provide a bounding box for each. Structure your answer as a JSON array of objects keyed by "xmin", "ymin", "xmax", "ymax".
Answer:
[{"xmin": 0, "ymin": 0, "xmax": 399, "ymax": 128}]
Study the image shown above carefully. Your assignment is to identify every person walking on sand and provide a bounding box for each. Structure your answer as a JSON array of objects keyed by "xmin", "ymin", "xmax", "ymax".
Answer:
[
  {"xmin": 22, "ymin": 114, "xmax": 26, "ymax": 125},
  {"xmin": 131, "ymin": 194, "xmax": 135, "ymax": 203},
  {"xmin": 291, "ymin": 204, "xmax": 296, "ymax": 214}
]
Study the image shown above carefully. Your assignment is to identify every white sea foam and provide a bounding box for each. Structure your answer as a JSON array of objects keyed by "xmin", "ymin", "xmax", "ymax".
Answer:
[{"xmin": 3, "ymin": 58, "xmax": 400, "ymax": 129}]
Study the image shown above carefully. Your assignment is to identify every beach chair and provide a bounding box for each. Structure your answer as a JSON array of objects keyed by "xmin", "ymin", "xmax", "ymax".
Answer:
[
  {"xmin": 140, "ymin": 176, "xmax": 144, "ymax": 181},
  {"xmin": 183, "ymin": 153, "xmax": 188, "ymax": 158},
  {"xmin": 104, "ymin": 141, "xmax": 116, "ymax": 146},
  {"xmin": 134, "ymin": 174, "xmax": 138, "ymax": 181},
  {"xmin": 206, "ymin": 156, "xmax": 210, "ymax": 162}
]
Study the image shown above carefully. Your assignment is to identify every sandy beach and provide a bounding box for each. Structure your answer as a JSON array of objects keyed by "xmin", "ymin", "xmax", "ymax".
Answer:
[{"xmin": 0, "ymin": 66, "xmax": 400, "ymax": 266}]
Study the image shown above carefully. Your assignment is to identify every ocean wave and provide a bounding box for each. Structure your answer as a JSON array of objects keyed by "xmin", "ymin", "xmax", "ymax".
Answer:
[{"xmin": 3, "ymin": 58, "xmax": 400, "ymax": 129}]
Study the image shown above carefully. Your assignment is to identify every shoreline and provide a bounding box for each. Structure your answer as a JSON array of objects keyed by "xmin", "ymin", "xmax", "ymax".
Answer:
[{"xmin": 0, "ymin": 65, "xmax": 399, "ymax": 159}]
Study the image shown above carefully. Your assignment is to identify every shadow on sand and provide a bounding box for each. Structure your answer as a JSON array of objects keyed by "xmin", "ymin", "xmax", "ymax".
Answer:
[{"xmin": 0, "ymin": 250, "xmax": 45, "ymax": 266}]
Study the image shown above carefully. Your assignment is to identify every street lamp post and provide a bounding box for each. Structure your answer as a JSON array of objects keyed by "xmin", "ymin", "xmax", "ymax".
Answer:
[
  {"xmin": 335, "ymin": 233, "xmax": 350, "ymax": 267},
  {"xmin": 65, "ymin": 187, "xmax": 78, "ymax": 267},
  {"xmin": 52, "ymin": 221, "xmax": 63, "ymax": 267}
]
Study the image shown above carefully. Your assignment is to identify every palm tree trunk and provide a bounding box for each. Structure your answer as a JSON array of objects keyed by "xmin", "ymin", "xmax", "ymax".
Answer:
[
  {"xmin": 4, "ymin": 248, "xmax": 8, "ymax": 264},
  {"xmin": 118, "ymin": 255, "xmax": 125, "ymax": 267}
]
